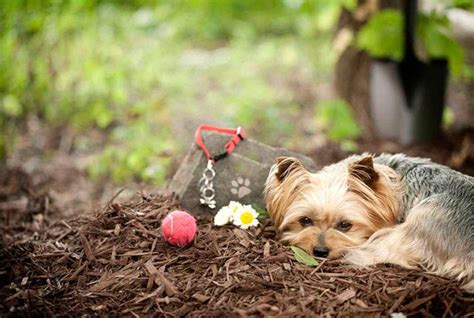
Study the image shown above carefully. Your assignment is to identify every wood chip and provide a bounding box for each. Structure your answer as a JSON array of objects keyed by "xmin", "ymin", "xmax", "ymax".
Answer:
[
  {"xmin": 388, "ymin": 288, "xmax": 411, "ymax": 313},
  {"xmin": 336, "ymin": 288, "xmax": 356, "ymax": 304},
  {"xmin": 114, "ymin": 224, "xmax": 121, "ymax": 236},
  {"xmin": 264, "ymin": 252, "xmax": 287, "ymax": 262},
  {"xmin": 263, "ymin": 241, "xmax": 270, "ymax": 258},
  {"xmin": 402, "ymin": 294, "xmax": 437, "ymax": 311},
  {"xmin": 88, "ymin": 273, "xmax": 116, "ymax": 292},
  {"xmin": 123, "ymin": 249, "xmax": 144, "ymax": 256},
  {"xmin": 353, "ymin": 298, "xmax": 368, "ymax": 309},
  {"xmin": 111, "ymin": 246, "xmax": 116, "ymax": 262},
  {"xmin": 79, "ymin": 233, "xmax": 95, "ymax": 261},
  {"xmin": 192, "ymin": 293, "xmax": 210, "ymax": 303},
  {"xmin": 69, "ymin": 261, "xmax": 89, "ymax": 280},
  {"xmin": 144, "ymin": 260, "xmax": 177, "ymax": 297}
]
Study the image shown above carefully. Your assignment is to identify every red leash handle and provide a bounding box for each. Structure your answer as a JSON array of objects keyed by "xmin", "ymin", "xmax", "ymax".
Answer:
[{"xmin": 194, "ymin": 124, "xmax": 247, "ymax": 164}]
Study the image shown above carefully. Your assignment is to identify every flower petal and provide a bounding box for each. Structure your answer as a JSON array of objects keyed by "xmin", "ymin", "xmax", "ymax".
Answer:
[{"xmin": 214, "ymin": 207, "xmax": 233, "ymax": 226}]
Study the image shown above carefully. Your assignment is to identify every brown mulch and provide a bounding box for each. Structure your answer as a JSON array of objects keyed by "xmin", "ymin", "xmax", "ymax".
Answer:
[
  {"xmin": 0, "ymin": 167, "xmax": 60, "ymax": 228},
  {"xmin": 1, "ymin": 191, "xmax": 473, "ymax": 317}
]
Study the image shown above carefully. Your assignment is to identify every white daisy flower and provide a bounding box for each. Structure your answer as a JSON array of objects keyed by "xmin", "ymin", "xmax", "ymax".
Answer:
[
  {"xmin": 232, "ymin": 205, "xmax": 259, "ymax": 229},
  {"xmin": 227, "ymin": 201, "xmax": 243, "ymax": 214},
  {"xmin": 213, "ymin": 206, "xmax": 233, "ymax": 226}
]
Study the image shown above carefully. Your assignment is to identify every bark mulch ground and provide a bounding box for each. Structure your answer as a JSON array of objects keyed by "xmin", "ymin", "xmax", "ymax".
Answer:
[{"xmin": 1, "ymin": 184, "xmax": 473, "ymax": 317}]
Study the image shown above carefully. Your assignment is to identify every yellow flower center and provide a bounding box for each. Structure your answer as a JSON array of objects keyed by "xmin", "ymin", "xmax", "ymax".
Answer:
[{"xmin": 240, "ymin": 211, "xmax": 254, "ymax": 225}]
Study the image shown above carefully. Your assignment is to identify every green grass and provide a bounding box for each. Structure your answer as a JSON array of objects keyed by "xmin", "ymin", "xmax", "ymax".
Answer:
[{"xmin": 0, "ymin": 1, "xmax": 353, "ymax": 184}]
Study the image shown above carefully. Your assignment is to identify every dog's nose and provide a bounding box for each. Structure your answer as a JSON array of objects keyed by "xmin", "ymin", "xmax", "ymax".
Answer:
[{"xmin": 313, "ymin": 246, "xmax": 330, "ymax": 258}]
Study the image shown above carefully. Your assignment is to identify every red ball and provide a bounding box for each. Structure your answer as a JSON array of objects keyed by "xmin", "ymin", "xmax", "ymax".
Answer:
[{"xmin": 160, "ymin": 210, "xmax": 197, "ymax": 247}]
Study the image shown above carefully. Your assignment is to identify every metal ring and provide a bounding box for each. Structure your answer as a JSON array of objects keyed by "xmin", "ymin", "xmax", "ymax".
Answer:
[
  {"xmin": 200, "ymin": 181, "xmax": 213, "ymax": 193},
  {"xmin": 203, "ymin": 168, "xmax": 216, "ymax": 179},
  {"xmin": 198, "ymin": 176, "xmax": 208, "ymax": 186},
  {"xmin": 202, "ymin": 187, "xmax": 215, "ymax": 200}
]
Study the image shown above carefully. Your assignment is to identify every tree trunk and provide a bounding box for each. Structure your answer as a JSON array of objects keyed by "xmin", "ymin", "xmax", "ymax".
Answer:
[{"xmin": 334, "ymin": 0, "xmax": 402, "ymax": 140}]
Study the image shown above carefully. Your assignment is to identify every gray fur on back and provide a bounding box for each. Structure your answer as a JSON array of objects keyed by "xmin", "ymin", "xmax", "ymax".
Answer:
[
  {"xmin": 375, "ymin": 154, "xmax": 473, "ymax": 212},
  {"xmin": 375, "ymin": 153, "xmax": 474, "ymax": 253}
]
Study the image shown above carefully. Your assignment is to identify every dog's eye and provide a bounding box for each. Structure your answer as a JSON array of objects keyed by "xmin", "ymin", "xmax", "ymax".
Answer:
[
  {"xmin": 336, "ymin": 221, "xmax": 352, "ymax": 232},
  {"xmin": 298, "ymin": 217, "xmax": 313, "ymax": 227}
]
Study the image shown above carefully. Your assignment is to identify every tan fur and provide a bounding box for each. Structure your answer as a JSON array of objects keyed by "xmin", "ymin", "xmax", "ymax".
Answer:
[
  {"xmin": 264, "ymin": 155, "xmax": 402, "ymax": 257},
  {"xmin": 347, "ymin": 162, "xmax": 402, "ymax": 228},
  {"xmin": 344, "ymin": 204, "xmax": 474, "ymax": 292},
  {"xmin": 264, "ymin": 155, "xmax": 473, "ymax": 292},
  {"xmin": 264, "ymin": 157, "xmax": 310, "ymax": 228}
]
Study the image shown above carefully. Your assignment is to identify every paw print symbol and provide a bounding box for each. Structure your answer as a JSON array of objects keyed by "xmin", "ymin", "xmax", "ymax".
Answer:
[{"xmin": 231, "ymin": 177, "xmax": 251, "ymax": 198}]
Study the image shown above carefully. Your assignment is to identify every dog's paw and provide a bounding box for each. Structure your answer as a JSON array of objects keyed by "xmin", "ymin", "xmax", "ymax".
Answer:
[
  {"xmin": 230, "ymin": 176, "xmax": 251, "ymax": 198},
  {"xmin": 343, "ymin": 249, "xmax": 377, "ymax": 267}
]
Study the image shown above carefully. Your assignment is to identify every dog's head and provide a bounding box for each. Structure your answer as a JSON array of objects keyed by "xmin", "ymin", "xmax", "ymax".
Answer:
[{"xmin": 264, "ymin": 155, "xmax": 401, "ymax": 258}]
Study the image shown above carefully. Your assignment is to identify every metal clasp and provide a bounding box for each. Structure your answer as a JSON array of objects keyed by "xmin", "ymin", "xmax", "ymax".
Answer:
[{"xmin": 198, "ymin": 160, "xmax": 217, "ymax": 209}]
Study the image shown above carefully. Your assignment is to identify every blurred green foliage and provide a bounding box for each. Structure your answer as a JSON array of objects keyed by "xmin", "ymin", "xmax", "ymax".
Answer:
[
  {"xmin": 315, "ymin": 99, "xmax": 360, "ymax": 151},
  {"xmin": 356, "ymin": 8, "xmax": 465, "ymax": 75},
  {"xmin": 417, "ymin": 12, "xmax": 464, "ymax": 75},
  {"xmin": 442, "ymin": 107, "xmax": 455, "ymax": 129},
  {"xmin": 356, "ymin": 9, "xmax": 404, "ymax": 61},
  {"xmin": 450, "ymin": 0, "xmax": 474, "ymax": 10},
  {"xmin": 0, "ymin": 0, "xmax": 351, "ymax": 184},
  {"xmin": 2, "ymin": 1, "xmax": 469, "ymax": 185}
]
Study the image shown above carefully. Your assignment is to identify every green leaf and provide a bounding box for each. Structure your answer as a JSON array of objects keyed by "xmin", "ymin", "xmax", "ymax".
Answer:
[
  {"xmin": 252, "ymin": 204, "xmax": 269, "ymax": 219},
  {"xmin": 461, "ymin": 64, "xmax": 474, "ymax": 82},
  {"xmin": 291, "ymin": 246, "xmax": 319, "ymax": 266},
  {"xmin": 416, "ymin": 12, "xmax": 465, "ymax": 76},
  {"xmin": 315, "ymin": 99, "xmax": 360, "ymax": 142},
  {"xmin": 341, "ymin": 0, "xmax": 357, "ymax": 10},
  {"xmin": 1, "ymin": 95, "xmax": 22, "ymax": 117},
  {"xmin": 311, "ymin": 0, "xmax": 356, "ymax": 31},
  {"xmin": 452, "ymin": 0, "xmax": 474, "ymax": 10},
  {"xmin": 340, "ymin": 140, "xmax": 358, "ymax": 152},
  {"xmin": 96, "ymin": 109, "xmax": 113, "ymax": 129},
  {"xmin": 356, "ymin": 9, "xmax": 404, "ymax": 61},
  {"xmin": 442, "ymin": 107, "xmax": 455, "ymax": 129}
]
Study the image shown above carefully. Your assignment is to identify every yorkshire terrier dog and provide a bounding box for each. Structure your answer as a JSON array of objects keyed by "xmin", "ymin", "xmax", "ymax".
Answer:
[{"xmin": 264, "ymin": 154, "xmax": 473, "ymax": 290}]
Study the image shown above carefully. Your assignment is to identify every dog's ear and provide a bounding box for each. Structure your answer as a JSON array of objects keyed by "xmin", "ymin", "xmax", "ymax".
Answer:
[
  {"xmin": 349, "ymin": 155, "xmax": 378, "ymax": 188},
  {"xmin": 266, "ymin": 157, "xmax": 308, "ymax": 229},
  {"xmin": 275, "ymin": 157, "xmax": 304, "ymax": 182}
]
